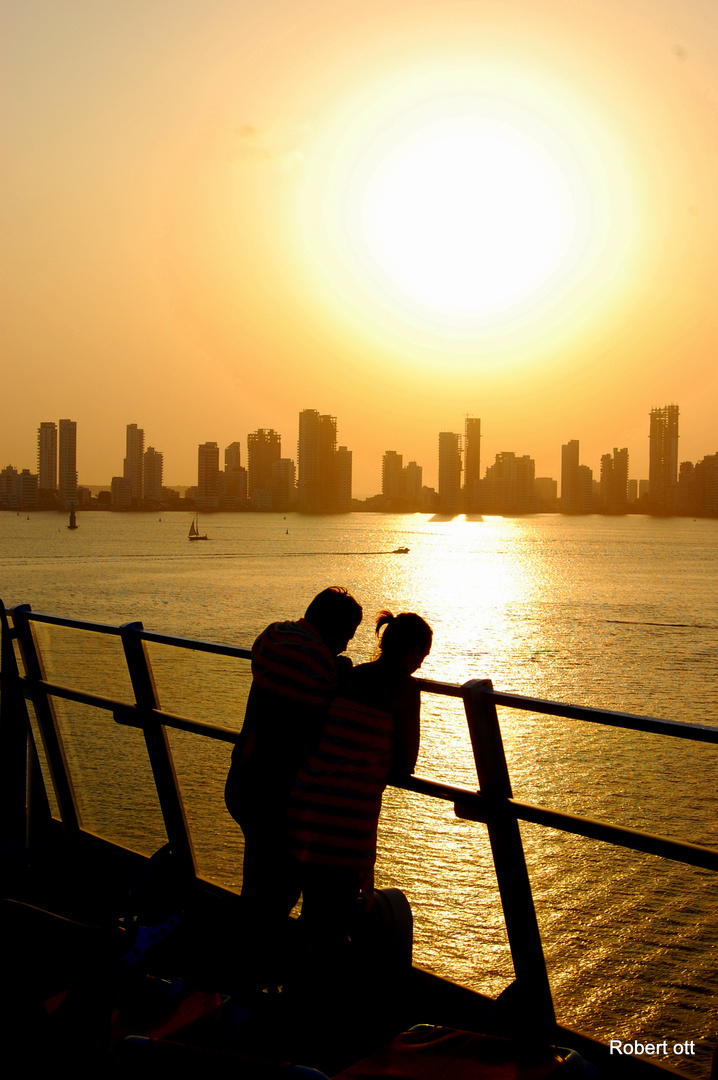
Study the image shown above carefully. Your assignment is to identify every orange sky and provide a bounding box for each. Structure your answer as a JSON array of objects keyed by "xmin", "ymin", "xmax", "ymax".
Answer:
[{"xmin": 3, "ymin": 0, "xmax": 717, "ymax": 495}]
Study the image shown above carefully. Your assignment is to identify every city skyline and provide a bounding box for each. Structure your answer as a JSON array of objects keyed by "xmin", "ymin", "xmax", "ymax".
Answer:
[
  {"xmin": 3, "ymin": 2, "xmax": 718, "ymax": 496},
  {"xmin": 4, "ymin": 400, "xmax": 716, "ymax": 515},
  {"xmin": 5, "ymin": 399, "xmax": 712, "ymax": 493}
]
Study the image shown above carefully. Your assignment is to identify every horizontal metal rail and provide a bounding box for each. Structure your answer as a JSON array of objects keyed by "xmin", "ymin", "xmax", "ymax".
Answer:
[
  {"xmin": 481, "ymin": 687, "xmax": 718, "ymax": 743},
  {"xmin": 453, "ymin": 794, "xmax": 718, "ymax": 872},
  {"xmin": 10, "ymin": 606, "xmax": 252, "ymax": 659},
  {"xmin": 8, "ymin": 609, "xmax": 124, "ymax": 636},
  {"xmin": 131, "ymin": 630, "xmax": 252, "ymax": 660},
  {"xmin": 15, "ymin": 608, "xmax": 718, "ymax": 741},
  {"xmin": 12, "ymin": 673, "xmax": 718, "ymax": 874}
]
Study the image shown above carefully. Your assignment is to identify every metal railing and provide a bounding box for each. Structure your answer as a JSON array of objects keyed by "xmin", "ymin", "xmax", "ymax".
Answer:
[{"xmin": 2, "ymin": 599, "xmax": 718, "ymax": 1035}]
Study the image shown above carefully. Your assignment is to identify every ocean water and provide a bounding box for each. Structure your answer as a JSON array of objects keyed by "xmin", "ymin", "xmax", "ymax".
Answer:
[{"xmin": 2, "ymin": 509, "xmax": 717, "ymax": 1076}]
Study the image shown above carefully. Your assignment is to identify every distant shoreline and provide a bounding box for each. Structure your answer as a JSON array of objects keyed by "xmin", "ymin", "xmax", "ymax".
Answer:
[{"xmin": 3, "ymin": 507, "xmax": 716, "ymax": 520}]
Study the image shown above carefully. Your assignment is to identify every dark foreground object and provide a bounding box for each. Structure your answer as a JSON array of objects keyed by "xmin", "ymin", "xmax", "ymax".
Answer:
[{"xmin": 0, "ymin": 840, "xmax": 688, "ymax": 1080}]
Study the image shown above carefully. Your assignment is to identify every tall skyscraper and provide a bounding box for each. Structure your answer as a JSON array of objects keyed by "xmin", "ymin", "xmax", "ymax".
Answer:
[
  {"xmin": 336, "ymin": 446, "xmax": 352, "ymax": 511},
  {"xmin": 37, "ymin": 422, "xmax": 57, "ymax": 494},
  {"xmin": 560, "ymin": 439, "xmax": 580, "ymax": 513},
  {"xmin": 271, "ymin": 458, "xmax": 296, "ymax": 511},
  {"xmin": 438, "ymin": 432, "xmax": 462, "ymax": 513},
  {"xmin": 695, "ymin": 453, "xmax": 718, "ymax": 516},
  {"xmin": 123, "ymin": 423, "xmax": 145, "ymax": 506},
  {"xmin": 224, "ymin": 442, "xmax": 247, "ymax": 505},
  {"xmin": 382, "ymin": 451, "xmax": 405, "ymax": 501},
  {"xmin": 247, "ymin": 428, "xmax": 281, "ymax": 507},
  {"xmin": 483, "ymin": 452, "xmax": 536, "ymax": 514},
  {"xmin": 405, "ymin": 461, "xmax": 423, "ymax": 506},
  {"xmin": 225, "ymin": 442, "xmax": 242, "ymax": 473},
  {"xmin": 143, "ymin": 446, "xmax": 163, "ymax": 504},
  {"xmin": 58, "ymin": 419, "xmax": 77, "ymax": 509},
  {"xmin": 577, "ymin": 464, "xmax": 594, "ymax": 513},
  {"xmin": 463, "ymin": 417, "xmax": 481, "ymax": 511},
  {"xmin": 297, "ymin": 409, "xmax": 341, "ymax": 512},
  {"xmin": 649, "ymin": 405, "xmax": 679, "ymax": 512},
  {"xmin": 197, "ymin": 441, "xmax": 220, "ymax": 508},
  {"xmin": 600, "ymin": 447, "xmax": 629, "ymax": 512}
]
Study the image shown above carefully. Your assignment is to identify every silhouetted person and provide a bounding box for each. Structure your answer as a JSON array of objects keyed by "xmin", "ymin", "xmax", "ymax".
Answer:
[
  {"xmin": 225, "ymin": 586, "xmax": 362, "ymax": 985},
  {"xmin": 287, "ymin": 610, "xmax": 432, "ymax": 957}
]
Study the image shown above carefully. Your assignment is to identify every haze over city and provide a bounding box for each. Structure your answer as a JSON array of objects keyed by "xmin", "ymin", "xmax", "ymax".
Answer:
[{"xmin": 3, "ymin": 0, "xmax": 717, "ymax": 492}]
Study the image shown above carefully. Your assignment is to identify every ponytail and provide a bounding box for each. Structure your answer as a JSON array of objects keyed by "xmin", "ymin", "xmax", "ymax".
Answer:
[{"xmin": 375, "ymin": 609, "xmax": 432, "ymax": 659}]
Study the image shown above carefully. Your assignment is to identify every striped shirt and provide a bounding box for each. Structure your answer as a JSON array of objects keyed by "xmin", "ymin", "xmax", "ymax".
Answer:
[
  {"xmin": 251, "ymin": 618, "xmax": 337, "ymax": 707},
  {"xmin": 226, "ymin": 619, "xmax": 339, "ymax": 822},
  {"xmin": 287, "ymin": 696, "xmax": 395, "ymax": 873}
]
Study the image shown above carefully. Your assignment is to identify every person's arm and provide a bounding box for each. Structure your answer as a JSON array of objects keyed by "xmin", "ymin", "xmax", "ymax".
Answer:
[{"xmin": 390, "ymin": 680, "xmax": 421, "ymax": 776}]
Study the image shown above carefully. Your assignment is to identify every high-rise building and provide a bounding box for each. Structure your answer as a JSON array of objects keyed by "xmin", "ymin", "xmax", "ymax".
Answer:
[
  {"xmin": 648, "ymin": 405, "xmax": 679, "ymax": 512},
  {"xmin": 405, "ymin": 461, "xmax": 423, "ymax": 506},
  {"xmin": 535, "ymin": 477, "xmax": 558, "ymax": 509},
  {"xmin": 143, "ymin": 446, "xmax": 163, "ymax": 505},
  {"xmin": 578, "ymin": 464, "xmax": 594, "ymax": 513},
  {"xmin": 600, "ymin": 447, "xmax": 629, "ymax": 512},
  {"xmin": 678, "ymin": 454, "xmax": 718, "ymax": 517},
  {"xmin": 676, "ymin": 461, "xmax": 696, "ymax": 515},
  {"xmin": 695, "ymin": 453, "xmax": 718, "ymax": 516},
  {"xmin": 197, "ymin": 441, "xmax": 220, "ymax": 508},
  {"xmin": 438, "ymin": 432, "xmax": 462, "ymax": 513},
  {"xmin": 37, "ymin": 422, "xmax": 58, "ymax": 494},
  {"xmin": 58, "ymin": 419, "xmax": 77, "ymax": 509},
  {"xmin": 382, "ymin": 451, "xmax": 405, "ymax": 502},
  {"xmin": 560, "ymin": 439, "xmax": 580, "ymax": 513},
  {"xmin": 225, "ymin": 442, "xmax": 242, "ymax": 473},
  {"xmin": 336, "ymin": 446, "xmax": 352, "ymax": 511},
  {"xmin": 0, "ymin": 466, "xmax": 38, "ymax": 510},
  {"xmin": 123, "ymin": 423, "xmax": 145, "ymax": 506},
  {"xmin": 463, "ymin": 417, "xmax": 481, "ymax": 511},
  {"xmin": 271, "ymin": 458, "xmax": 296, "ymax": 511},
  {"xmin": 247, "ymin": 429, "xmax": 281, "ymax": 508},
  {"xmin": 110, "ymin": 475, "xmax": 132, "ymax": 510},
  {"xmin": 483, "ymin": 452, "xmax": 536, "ymax": 514},
  {"xmin": 297, "ymin": 409, "xmax": 341, "ymax": 512},
  {"xmin": 223, "ymin": 442, "xmax": 247, "ymax": 506}
]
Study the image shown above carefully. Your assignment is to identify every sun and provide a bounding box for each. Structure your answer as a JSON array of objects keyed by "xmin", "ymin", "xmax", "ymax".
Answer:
[
  {"xmin": 360, "ymin": 119, "xmax": 573, "ymax": 317},
  {"xmin": 298, "ymin": 62, "xmax": 637, "ymax": 354}
]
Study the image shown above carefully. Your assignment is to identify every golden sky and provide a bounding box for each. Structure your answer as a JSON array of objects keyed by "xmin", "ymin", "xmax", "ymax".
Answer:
[{"xmin": 3, "ymin": 0, "xmax": 717, "ymax": 493}]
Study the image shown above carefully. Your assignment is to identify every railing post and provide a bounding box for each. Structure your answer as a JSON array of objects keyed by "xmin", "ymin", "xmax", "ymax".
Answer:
[
  {"xmin": 462, "ymin": 678, "xmax": 556, "ymax": 1033},
  {"xmin": 0, "ymin": 601, "xmax": 31, "ymax": 850},
  {"xmin": 11, "ymin": 604, "xmax": 80, "ymax": 838},
  {"xmin": 119, "ymin": 622, "xmax": 197, "ymax": 881}
]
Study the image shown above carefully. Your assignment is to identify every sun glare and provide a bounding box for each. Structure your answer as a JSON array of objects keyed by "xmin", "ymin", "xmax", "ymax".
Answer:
[
  {"xmin": 298, "ymin": 62, "xmax": 638, "ymax": 356},
  {"xmin": 361, "ymin": 120, "xmax": 572, "ymax": 316}
]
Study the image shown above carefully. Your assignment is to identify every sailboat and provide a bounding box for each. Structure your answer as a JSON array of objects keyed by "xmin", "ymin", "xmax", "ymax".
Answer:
[
  {"xmin": 188, "ymin": 512, "xmax": 209, "ymax": 541},
  {"xmin": 67, "ymin": 505, "xmax": 78, "ymax": 530}
]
